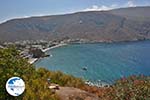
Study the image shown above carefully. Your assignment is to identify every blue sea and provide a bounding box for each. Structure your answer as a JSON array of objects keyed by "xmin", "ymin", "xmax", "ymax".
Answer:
[{"xmin": 35, "ymin": 40, "xmax": 150, "ymax": 85}]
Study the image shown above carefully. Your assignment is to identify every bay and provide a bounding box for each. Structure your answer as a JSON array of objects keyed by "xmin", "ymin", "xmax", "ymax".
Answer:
[{"xmin": 35, "ymin": 40, "xmax": 150, "ymax": 85}]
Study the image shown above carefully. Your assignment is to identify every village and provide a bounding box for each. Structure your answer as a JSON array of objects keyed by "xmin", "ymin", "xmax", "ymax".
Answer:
[{"xmin": 0, "ymin": 38, "xmax": 90, "ymax": 64}]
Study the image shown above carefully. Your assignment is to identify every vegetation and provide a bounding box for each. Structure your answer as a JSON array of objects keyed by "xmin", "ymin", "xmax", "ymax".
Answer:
[
  {"xmin": 1, "ymin": 7, "xmax": 150, "ymax": 42},
  {"xmin": 82, "ymin": 75, "xmax": 150, "ymax": 100},
  {"xmin": 0, "ymin": 47, "xmax": 84, "ymax": 100},
  {"xmin": 0, "ymin": 47, "xmax": 150, "ymax": 100},
  {"xmin": 105, "ymin": 76, "xmax": 150, "ymax": 100}
]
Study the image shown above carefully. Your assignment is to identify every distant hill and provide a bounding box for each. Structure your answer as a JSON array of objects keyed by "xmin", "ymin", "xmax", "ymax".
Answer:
[
  {"xmin": 109, "ymin": 6, "xmax": 150, "ymax": 20},
  {"xmin": 0, "ymin": 6, "xmax": 150, "ymax": 42}
]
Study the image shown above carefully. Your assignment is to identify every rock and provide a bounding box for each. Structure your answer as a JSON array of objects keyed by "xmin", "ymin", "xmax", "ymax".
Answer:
[{"xmin": 56, "ymin": 87, "xmax": 100, "ymax": 100}]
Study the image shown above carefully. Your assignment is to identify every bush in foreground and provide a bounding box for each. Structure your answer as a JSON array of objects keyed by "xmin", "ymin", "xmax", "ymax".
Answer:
[
  {"xmin": 105, "ymin": 76, "xmax": 150, "ymax": 100},
  {"xmin": 0, "ymin": 47, "xmax": 84, "ymax": 100},
  {"xmin": 82, "ymin": 76, "xmax": 150, "ymax": 100}
]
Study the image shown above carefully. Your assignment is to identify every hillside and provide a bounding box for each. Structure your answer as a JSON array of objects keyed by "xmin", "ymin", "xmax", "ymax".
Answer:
[
  {"xmin": 56, "ymin": 87, "xmax": 99, "ymax": 100},
  {"xmin": 0, "ymin": 6, "xmax": 150, "ymax": 42},
  {"xmin": 1, "ymin": 47, "xmax": 150, "ymax": 100},
  {"xmin": 109, "ymin": 6, "xmax": 150, "ymax": 20}
]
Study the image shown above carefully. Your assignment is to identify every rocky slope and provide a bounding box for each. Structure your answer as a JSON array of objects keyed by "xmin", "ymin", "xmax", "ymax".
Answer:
[
  {"xmin": 0, "ymin": 6, "xmax": 150, "ymax": 42},
  {"xmin": 56, "ymin": 87, "xmax": 100, "ymax": 100}
]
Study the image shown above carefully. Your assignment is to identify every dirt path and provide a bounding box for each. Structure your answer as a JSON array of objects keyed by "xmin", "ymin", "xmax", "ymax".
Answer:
[{"xmin": 55, "ymin": 87, "xmax": 100, "ymax": 100}]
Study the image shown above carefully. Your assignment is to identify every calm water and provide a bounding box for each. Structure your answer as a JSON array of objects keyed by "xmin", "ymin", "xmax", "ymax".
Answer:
[{"xmin": 35, "ymin": 41, "xmax": 150, "ymax": 84}]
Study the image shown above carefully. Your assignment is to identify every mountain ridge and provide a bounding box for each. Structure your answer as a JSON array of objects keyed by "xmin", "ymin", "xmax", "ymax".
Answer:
[{"xmin": 0, "ymin": 6, "xmax": 150, "ymax": 42}]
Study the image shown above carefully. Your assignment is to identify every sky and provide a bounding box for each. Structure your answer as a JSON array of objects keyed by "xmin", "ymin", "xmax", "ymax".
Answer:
[{"xmin": 0, "ymin": 0, "xmax": 150, "ymax": 23}]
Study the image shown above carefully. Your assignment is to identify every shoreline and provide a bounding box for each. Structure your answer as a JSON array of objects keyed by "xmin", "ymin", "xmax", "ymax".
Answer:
[
  {"xmin": 42, "ymin": 43, "xmax": 67, "ymax": 52},
  {"xmin": 85, "ymin": 81, "xmax": 110, "ymax": 87},
  {"xmin": 28, "ymin": 43, "xmax": 67, "ymax": 64},
  {"xmin": 30, "ymin": 40, "xmax": 149, "ymax": 88},
  {"xmin": 28, "ymin": 58, "xmax": 38, "ymax": 64},
  {"xmin": 29, "ymin": 40, "xmax": 150, "ymax": 64},
  {"xmin": 70, "ymin": 39, "xmax": 150, "ymax": 45}
]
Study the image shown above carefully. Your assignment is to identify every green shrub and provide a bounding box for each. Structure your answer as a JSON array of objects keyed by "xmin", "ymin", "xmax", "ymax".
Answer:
[
  {"xmin": 0, "ymin": 47, "xmax": 84, "ymax": 100},
  {"xmin": 102, "ymin": 76, "xmax": 150, "ymax": 100}
]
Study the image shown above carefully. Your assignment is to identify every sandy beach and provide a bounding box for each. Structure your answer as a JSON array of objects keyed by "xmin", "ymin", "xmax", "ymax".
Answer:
[
  {"xmin": 42, "ymin": 43, "xmax": 67, "ymax": 52},
  {"xmin": 28, "ymin": 58, "xmax": 38, "ymax": 64},
  {"xmin": 28, "ymin": 43, "xmax": 67, "ymax": 64}
]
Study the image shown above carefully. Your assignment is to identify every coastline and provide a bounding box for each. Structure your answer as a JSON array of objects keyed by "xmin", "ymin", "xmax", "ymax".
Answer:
[
  {"xmin": 28, "ymin": 43, "xmax": 67, "ymax": 64},
  {"xmin": 85, "ymin": 80, "xmax": 110, "ymax": 87},
  {"xmin": 31, "ymin": 40, "xmax": 150, "ymax": 87},
  {"xmin": 29, "ymin": 40, "xmax": 150, "ymax": 64},
  {"xmin": 42, "ymin": 43, "xmax": 67, "ymax": 52},
  {"xmin": 28, "ymin": 58, "xmax": 38, "ymax": 64},
  {"xmin": 28, "ymin": 40, "xmax": 150, "ymax": 64}
]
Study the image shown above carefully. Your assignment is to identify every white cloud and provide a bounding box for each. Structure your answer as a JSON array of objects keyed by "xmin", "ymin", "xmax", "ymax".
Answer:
[
  {"xmin": 126, "ymin": 0, "xmax": 136, "ymax": 7},
  {"xmin": 82, "ymin": 0, "xmax": 137, "ymax": 12},
  {"xmin": 82, "ymin": 5, "xmax": 117, "ymax": 11}
]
